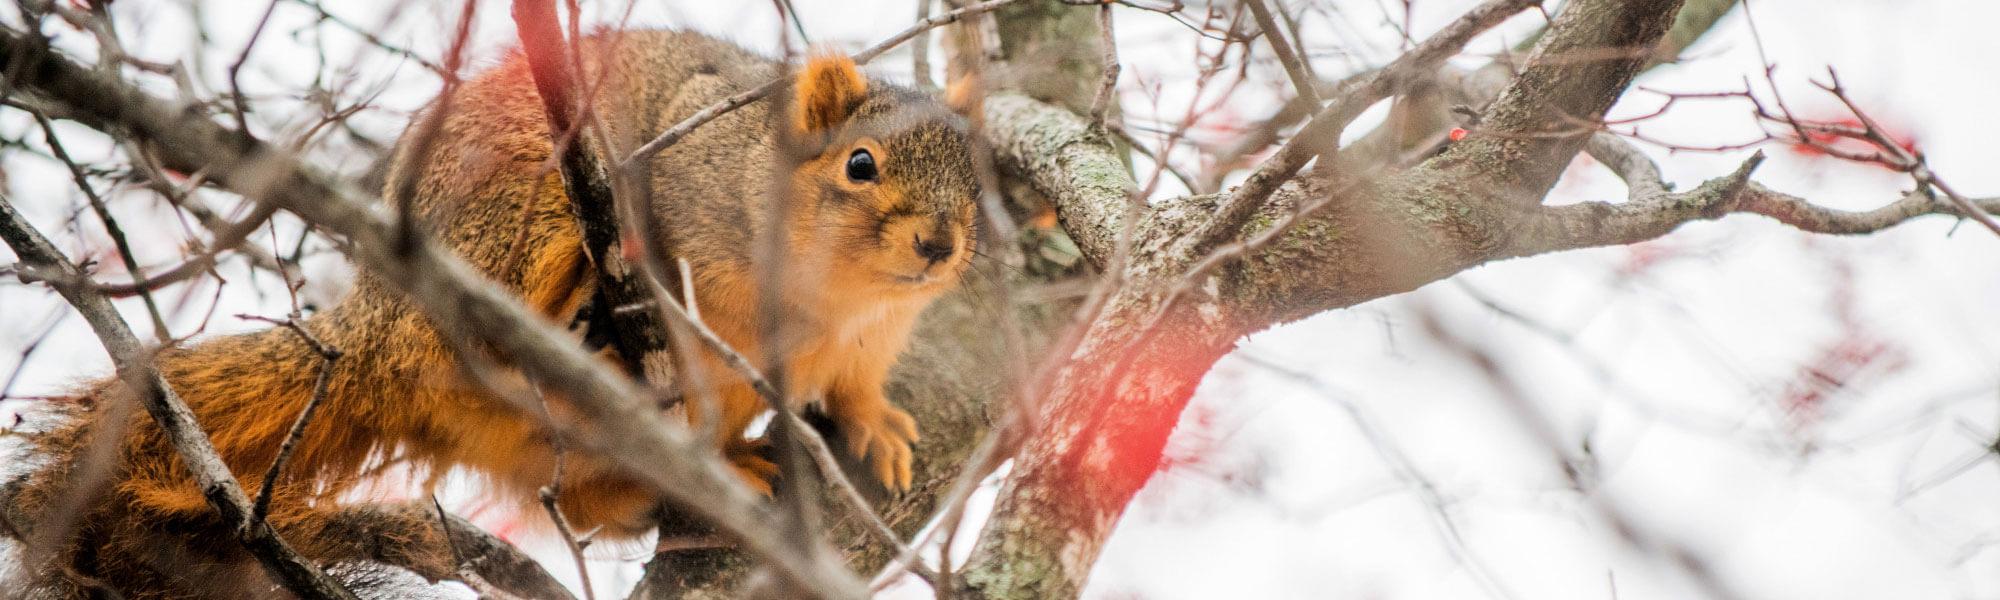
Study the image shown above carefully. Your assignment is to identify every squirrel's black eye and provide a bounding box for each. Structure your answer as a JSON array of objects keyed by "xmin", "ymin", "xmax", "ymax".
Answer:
[{"xmin": 846, "ymin": 148, "xmax": 878, "ymax": 183}]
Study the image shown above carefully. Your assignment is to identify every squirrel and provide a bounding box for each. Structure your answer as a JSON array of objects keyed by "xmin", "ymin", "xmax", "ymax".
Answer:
[{"xmin": 7, "ymin": 29, "xmax": 981, "ymax": 598}]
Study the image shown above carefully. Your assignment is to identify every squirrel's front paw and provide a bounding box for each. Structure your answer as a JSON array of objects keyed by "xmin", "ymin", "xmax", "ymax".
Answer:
[{"xmin": 838, "ymin": 406, "xmax": 920, "ymax": 492}]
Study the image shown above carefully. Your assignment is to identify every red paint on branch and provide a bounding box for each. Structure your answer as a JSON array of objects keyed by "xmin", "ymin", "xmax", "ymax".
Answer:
[
  {"xmin": 1048, "ymin": 324, "xmax": 1229, "ymax": 513},
  {"xmin": 1784, "ymin": 115, "xmax": 1919, "ymax": 169}
]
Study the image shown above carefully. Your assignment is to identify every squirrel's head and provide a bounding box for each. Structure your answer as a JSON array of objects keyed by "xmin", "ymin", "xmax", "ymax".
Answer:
[{"xmin": 780, "ymin": 53, "xmax": 982, "ymax": 296}]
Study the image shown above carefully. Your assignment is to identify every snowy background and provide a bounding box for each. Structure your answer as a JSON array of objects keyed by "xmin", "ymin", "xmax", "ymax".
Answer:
[{"xmin": 3, "ymin": 1, "xmax": 1997, "ymax": 598}]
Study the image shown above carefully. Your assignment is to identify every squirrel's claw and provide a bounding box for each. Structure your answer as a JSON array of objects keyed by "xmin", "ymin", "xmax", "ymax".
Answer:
[{"xmin": 842, "ymin": 406, "xmax": 919, "ymax": 493}]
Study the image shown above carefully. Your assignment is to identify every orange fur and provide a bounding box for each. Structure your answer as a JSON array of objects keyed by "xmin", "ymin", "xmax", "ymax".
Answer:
[{"xmin": 793, "ymin": 53, "xmax": 869, "ymax": 134}]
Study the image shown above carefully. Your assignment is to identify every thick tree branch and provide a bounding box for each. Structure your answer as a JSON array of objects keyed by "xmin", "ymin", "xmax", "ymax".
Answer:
[
  {"xmin": 981, "ymin": 0, "xmax": 1109, "ymax": 115},
  {"xmin": 984, "ymin": 92, "xmax": 1138, "ymax": 264},
  {"xmin": 1323, "ymin": 0, "xmax": 1742, "ymax": 183},
  {"xmin": 344, "ymin": 502, "xmax": 580, "ymax": 600},
  {"xmin": 990, "ymin": 83, "xmax": 1987, "ymax": 331},
  {"xmin": 1451, "ymin": 0, "xmax": 1686, "ymax": 205}
]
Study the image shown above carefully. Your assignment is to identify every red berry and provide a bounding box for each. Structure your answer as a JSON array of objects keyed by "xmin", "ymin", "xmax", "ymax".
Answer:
[{"xmin": 1449, "ymin": 127, "xmax": 1468, "ymax": 142}]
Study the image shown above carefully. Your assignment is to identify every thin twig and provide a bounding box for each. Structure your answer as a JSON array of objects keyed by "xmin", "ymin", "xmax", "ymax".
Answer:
[
  {"xmin": 90, "ymin": 203, "xmax": 280, "ymax": 298},
  {"xmin": 538, "ymin": 444, "xmax": 597, "ymax": 600},
  {"xmin": 30, "ymin": 112, "xmax": 173, "ymax": 341},
  {"xmin": 782, "ymin": 412, "xmax": 939, "ymax": 586},
  {"xmin": 225, "ymin": 0, "xmax": 281, "ymax": 142},
  {"xmin": 286, "ymin": 0, "xmax": 450, "ymax": 76},
  {"xmin": 912, "ymin": 0, "xmax": 936, "ymax": 88},
  {"xmin": 1810, "ymin": 69, "xmax": 2000, "ymax": 237},
  {"xmin": 1244, "ymin": 0, "xmax": 1320, "ymax": 107},
  {"xmin": 387, "ymin": 0, "xmax": 477, "ymax": 255},
  {"xmin": 431, "ymin": 496, "xmax": 533, "ymax": 600},
  {"xmin": 238, "ymin": 314, "xmax": 343, "ymax": 524},
  {"xmin": 1088, "ymin": 2, "xmax": 1121, "ymax": 130}
]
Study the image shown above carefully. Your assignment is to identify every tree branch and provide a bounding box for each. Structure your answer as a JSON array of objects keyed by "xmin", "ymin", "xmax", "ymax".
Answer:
[
  {"xmin": 984, "ymin": 92, "xmax": 1138, "ymax": 265},
  {"xmin": 1452, "ymin": 0, "xmax": 1686, "ymax": 205},
  {"xmin": 1511, "ymin": 160, "xmax": 2000, "ymax": 255},
  {"xmin": 1243, "ymin": 0, "xmax": 1319, "ymax": 108}
]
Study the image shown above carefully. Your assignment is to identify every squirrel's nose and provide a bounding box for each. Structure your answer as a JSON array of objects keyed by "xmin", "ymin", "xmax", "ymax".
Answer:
[{"xmin": 914, "ymin": 235, "xmax": 955, "ymax": 264}]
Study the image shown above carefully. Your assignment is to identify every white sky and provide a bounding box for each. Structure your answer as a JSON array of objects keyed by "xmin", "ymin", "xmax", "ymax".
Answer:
[{"xmin": 3, "ymin": 1, "xmax": 1998, "ymax": 599}]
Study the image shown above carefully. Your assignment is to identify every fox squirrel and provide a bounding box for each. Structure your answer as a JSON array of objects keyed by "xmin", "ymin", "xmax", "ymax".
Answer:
[{"xmin": 8, "ymin": 30, "xmax": 980, "ymax": 597}]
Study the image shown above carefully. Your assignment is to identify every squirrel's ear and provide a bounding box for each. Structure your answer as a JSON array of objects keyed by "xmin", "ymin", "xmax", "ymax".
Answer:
[
  {"xmin": 944, "ymin": 74, "xmax": 984, "ymax": 129},
  {"xmin": 792, "ymin": 52, "xmax": 868, "ymax": 134}
]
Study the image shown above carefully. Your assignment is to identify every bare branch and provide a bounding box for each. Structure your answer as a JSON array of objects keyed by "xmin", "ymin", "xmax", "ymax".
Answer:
[
  {"xmin": 1582, "ymin": 131, "xmax": 1668, "ymax": 197},
  {"xmin": 780, "ymin": 412, "xmax": 940, "ymax": 585},
  {"xmin": 237, "ymin": 314, "xmax": 343, "ymax": 524},
  {"xmin": 913, "ymin": 0, "xmax": 936, "ymax": 88},
  {"xmin": 89, "ymin": 203, "xmax": 280, "ymax": 298},
  {"xmin": 984, "ymin": 92, "xmax": 1139, "ymax": 263},
  {"xmin": 538, "ymin": 446, "xmax": 597, "ymax": 600},
  {"xmin": 1512, "ymin": 159, "xmax": 2000, "ymax": 256},
  {"xmin": 1087, "ymin": 2, "xmax": 1120, "ymax": 130},
  {"xmin": 1807, "ymin": 69, "xmax": 2000, "ymax": 236},
  {"xmin": 287, "ymin": 0, "xmax": 451, "ymax": 77},
  {"xmin": 30, "ymin": 111, "xmax": 173, "ymax": 340},
  {"xmin": 1243, "ymin": 0, "xmax": 1319, "ymax": 107}
]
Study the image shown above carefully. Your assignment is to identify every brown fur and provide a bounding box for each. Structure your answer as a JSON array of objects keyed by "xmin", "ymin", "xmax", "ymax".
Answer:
[{"xmin": 11, "ymin": 30, "xmax": 978, "ymax": 598}]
